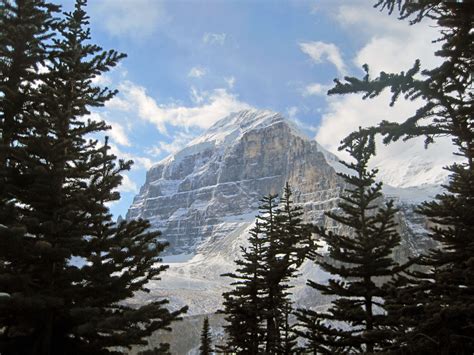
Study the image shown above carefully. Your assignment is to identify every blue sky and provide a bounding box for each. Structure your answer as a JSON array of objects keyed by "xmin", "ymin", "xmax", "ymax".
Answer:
[{"xmin": 56, "ymin": 0, "xmax": 447, "ymax": 217}]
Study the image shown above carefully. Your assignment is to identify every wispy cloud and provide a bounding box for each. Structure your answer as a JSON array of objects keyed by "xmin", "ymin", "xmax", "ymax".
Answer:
[
  {"xmin": 117, "ymin": 81, "xmax": 251, "ymax": 134},
  {"xmin": 202, "ymin": 32, "xmax": 227, "ymax": 46},
  {"xmin": 224, "ymin": 76, "xmax": 236, "ymax": 89},
  {"xmin": 109, "ymin": 144, "xmax": 154, "ymax": 170},
  {"xmin": 299, "ymin": 41, "xmax": 347, "ymax": 76},
  {"xmin": 335, "ymin": 4, "xmax": 440, "ymax": 75},
  {"xmin": 302, "ymin": 83, "xmax": 331, "ymax": 97},
  {"xmin": 287, "ymin": 106, "xmax": 299, "ymax": 120},
  {"xmin": 109, "ymin": 121, "xmax": 131, "ymax": 147},
  {"xmin": 119, "ymin": 174, "xmax": 138, "ymax": 193},
  {"xmin": 188, "ymin": 66, "xmax": 207, "ymax": 78},
  {"xmin": 146, "ymin": 131, "xmax": 195, "ymax": 157},
  {"xmin": 86, "ymin": 112, "xmax": 131, "ymax": 147},
  {"xmin": 315, "ymin": 4, "xmax": 453, "ymax": 187},
  {"xmin": 91, "ymin": 0, "xmax": 168, "ymax": 39}
]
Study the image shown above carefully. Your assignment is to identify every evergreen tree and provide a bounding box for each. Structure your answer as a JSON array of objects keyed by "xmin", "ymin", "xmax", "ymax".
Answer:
[
  {"xmin": 0, "ymin": 1, "xmax": 186, "ymax": 354},
  {"xmin": 220, "ymin": 219, "xmax": 267, "ymax": 354},
  {"xmin": 221, "ymin": 186, "xmax": 312, "ymax": 354},
  {"xmin": 199, "ymin": 316, "xmax": 213, "ymax": 355},
  {"xmin": 0, "ymin": 0, "xmax": 58, "ymax": 165},
  {"xmin": 295, "ymin": 132, "xmax": 407, "ymax": 353},
  {"xmin": 265, "ymin": 184, "xmax": 311, "ymax": 353},
  {"xmin": 327, "ymin": 1, "xmax": 473, "ymax": 352},
  {"xmin": 0, "ymin": 0, "xmax": 60, "ymax": 352},
  {"xmin": 0, "ymin": 0, "xmax": 58, "ymax": 290},
  {"xmin": 277, "ymin": 301, "xmax": 298, "ymax": 355}
]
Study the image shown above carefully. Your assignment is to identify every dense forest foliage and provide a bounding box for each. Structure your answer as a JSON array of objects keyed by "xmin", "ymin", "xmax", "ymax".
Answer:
[{"xmin": 1, "ymin": 0, "xmax": 472, "ymax": 354}]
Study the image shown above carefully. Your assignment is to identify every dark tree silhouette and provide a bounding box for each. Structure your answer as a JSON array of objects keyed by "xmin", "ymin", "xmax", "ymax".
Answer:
[{"xmin": 0, "ymin": 1, "xmax": 187, "ymax": 354}]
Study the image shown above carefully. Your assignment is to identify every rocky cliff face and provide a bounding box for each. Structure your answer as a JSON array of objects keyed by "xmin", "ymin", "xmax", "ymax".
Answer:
[
  {"xmin": 127, "ymin": 108, "xmax": 432, "ymax": 312},
  {"xmin": 127, "ymin": 109, "xmax": 435, "ymax": 353},
  {"xmin": 127, "ymin": 109, "xmax": 341, "ymax": 254}
]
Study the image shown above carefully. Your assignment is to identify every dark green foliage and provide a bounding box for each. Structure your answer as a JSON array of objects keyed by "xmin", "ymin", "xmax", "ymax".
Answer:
[
  {"xmin": 327, "ymin": 1, "xmax": 473, "ymax": 353},
  {"xmin": 295, "ymin": 133, "xmax": 407, "ymax": 353},
  {"xmin": 221, "ymin": 218, "xmax": 267, "ymax": 354},
  {"xmin": 329, "ymin": 0, "xmax": 472, "ymax": 148},
  {"xmin": 199, "ymin": 316, "xmax": 213, "ymax": 355},
  {"xmin": 221, "ymin": 184, "xmax": 312, "ymax": 354},
  {"xmin": 0, "ymin": 0, "xmax": 58, "ymax": 162},
  {"xmin": 277, "ymin": 301, "xmax": 298, "ymax": 355},
  {"xmin": 265, "ymin": 184, "xmax": 311, "ymax": 353},
  {"xmin": 0, "ymin": 1, "xmax": 186, "ymax": 354}
]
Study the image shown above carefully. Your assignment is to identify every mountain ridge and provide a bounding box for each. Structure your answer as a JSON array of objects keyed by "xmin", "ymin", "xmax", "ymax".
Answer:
[
  {"xmin": 127, "ymin": 109, "xmax": 340, "ymax": 254},
  {"xmin": 127, "ymin": 109, "xmax": 438, "ymax": 353}
]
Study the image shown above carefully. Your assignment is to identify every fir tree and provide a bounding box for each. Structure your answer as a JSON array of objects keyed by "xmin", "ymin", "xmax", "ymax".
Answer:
[
  {"xmin": 327, "ymin": 1, "xmax": 473, "ymax": 352},
  {"xmin": 221, "ymin": 186, "xmax": 312, "ymax": 354},
  {"xmin": 295, "ymin": 132, "xmax": 407, "ymax": 353},
  {"xmin": 265, "ymin": 184, "xmax": 311, "ymax": 353},
  {"xmin": 199, "ymin": 316, "xmax": 213, "ymax": 355},
  {"xmin": 0, "ymin": 0, "xmax": 58, "ymax": 165},
  {"xmin": 0, "ymin": 0, "xmax": 60, "ymax": 352},
  {"xmin": 220, "ymin": 219, "xmax": 267, "ymax": 354},
  {"xmin": 0, "ymin": 1, "xmax": 186, "ymax": 354},
  {"xmin": 277, "ymin": 301, "xmax": 298, "ymax": 355}
]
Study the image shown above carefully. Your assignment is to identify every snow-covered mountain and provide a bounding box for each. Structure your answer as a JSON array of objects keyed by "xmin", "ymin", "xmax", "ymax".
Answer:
[
  {"xmin": 127, "ymin": 109, "xmax": 340, "ymax": 255},
  {"xmin": 127, "ymin": 107, "xmax": 436, "ymax": 304},
  {"xmin": 127, "ymin": 109, "xmax": 437, "ymax": 353}
]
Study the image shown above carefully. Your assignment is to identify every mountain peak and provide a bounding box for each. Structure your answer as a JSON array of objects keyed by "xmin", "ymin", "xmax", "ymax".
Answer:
[
  {"xmin": 188, "ymin": 109, "xmax": 306, "ymax": 148},
  {"xmin": 207, "ymin": 109, "xmax": 283, "ymax": 133},
  {"xmin": 156, "ymin": 109, "xmax": 308, "ymax": 167}
]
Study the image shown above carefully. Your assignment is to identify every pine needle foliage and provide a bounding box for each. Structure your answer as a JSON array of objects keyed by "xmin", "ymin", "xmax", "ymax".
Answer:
[
  {"xmin": 199, "ymin": 316, "xmax": 213, "ymax": 355},
  {"xmin": 295, "ymin": 132, "xmax": 407, "ymax": 353},
  {"xmin": 0, "ymin": 1, "xmax": 187, "ymax": 354},
  {"xmin": 327, "ymin": 1, "xmax": 473, "ymax": 353},
  {"xmin": 221, "ymin": 184, "xmax": 312, "ymax": 354}
]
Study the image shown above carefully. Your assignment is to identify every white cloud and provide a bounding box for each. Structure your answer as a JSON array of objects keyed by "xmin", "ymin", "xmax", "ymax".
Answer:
[
  {"xmin": 92, "ymin": 0, "xmax": 167, "ymax": 38},
  {"xmin": 336, "ymin": 5, "xmax": 441, "ymax": 75},
  {"xmin": 108, "ymin": 121, "xmax": 130, "ymax": 147},
  {"xmin": 118, "ymin": 82, "xmax": 168, "ymax": 134},
  {"xmin": 303, "ymin": 83, "xmax": 331, "ymax": 96},
  {"xmin": 287, "ymin": 106, "xmax": 299, "ymax": 120},
  {"xmin": 203, "ymin": 32, "xmax": 227, "ymax": 45},
  {"xmin": 317, "ymin": 92, "xmax": 421, "ymax": 154},
  {"xmin": 190, "ymin": 87, "xmax": 205, "ymax": 104},
  {"xmin": 119, "ymin": 174, "xmax": 138, "ymax": 193},
  {"xmin": 110, "ymin": 144, "xmax": 154, "ymax": 170},
  {"xmin": 85, "ymin": 112, "xmax": 131, "ymax": 147},
  {"xmin": 91, "ymin": 73, "xmax": 112, "ymax": 86},
  {"xmin": 317, "ymin": 93, "xmax": 457, "ymax": 187},
  {"xmin": 147, "ymin": 131, "xmax": 195, "ymax": 157},
  {"xmin": 118, "ymin": 81, "xmax": 251, "ymax": 134},
  {"xmin": 106, "ymin": 96, "xmax": 132, "ymax": 111},
  {"xmin": 225, "ymin": 76, "xmax": 236, "ymax": 89},
  {"xmin": 315, "ymin": 5, "xmax": 456, "ymax": 187},
  {"xmin": 299, "ymin": 41, "xmax": 347, "ymax": 75},
  {"xmin": 188, "ymin": 66, "xmax": 207, "ymax": 78}
]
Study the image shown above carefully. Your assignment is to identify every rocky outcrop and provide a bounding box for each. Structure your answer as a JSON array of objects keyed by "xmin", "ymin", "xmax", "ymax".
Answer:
[
  {"xmin": 127, "ymin": 109, "xmax": 341, "ymax": 254},
  {"xmin": 126, "ymin": 109, "xmax": 436, "ymax": 352}
]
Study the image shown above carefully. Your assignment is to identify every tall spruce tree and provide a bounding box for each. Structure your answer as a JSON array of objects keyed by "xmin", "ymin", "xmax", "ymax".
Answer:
[
  {"xmin": 0, "ymin": 1, "xmax": 186, "ymax": 354},
  {"xmin": 0, "ymin": 0, "xmax": 60, "ymax": 352},
  {"xmin": 221, "ymin": 186, "xmax": 311, "ymax": 354},
  {"xmin": 295, "ymin": 132, "xmax": 407, "ymax": 353},
  {"xmin": 199, "ymin": 316, "xmax": 213, "ymax": 355},
  {"xmin": 0, "ymin": 0, "xmax": 58, "ymax": 287},
  {"xmin": 265, "ymin": 184, "xmax": 311, "ymax": 353},
  {"xmin": 327, "ymin": 1, "xmax": 473, "ymax": 352},
  {"xmin": 277, "ymin": 301, "xmax": 298, "ymax": 355},
  {"xmin": 220, "ymin": 219, "xmax": 267, "ymax": 354}
]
